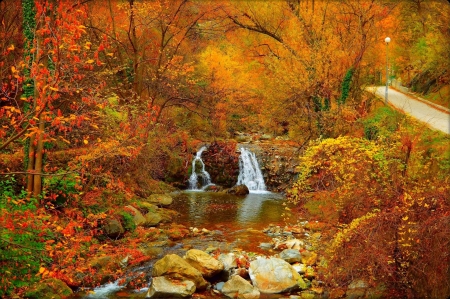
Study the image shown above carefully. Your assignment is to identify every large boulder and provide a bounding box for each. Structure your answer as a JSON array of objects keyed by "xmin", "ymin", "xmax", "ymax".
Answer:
[
  {"xmin": 152, "ymin": 254, "xmax": 208, "ymax": 290},
  {"xmin": 222, "ymin": 275, "xmax": 260, "ymax": 299},
  {"xmin": 227, "ymin": 185, "xmax": 249, "ymax": 196},
  {"xmin": 124, "ymin": 205, "xmax": 146, "ymax": 226},
  {"xmin": 147, "ymin": 276, "xmax": 195, "ymax": 298},
  {"xmin": 279, "ymin": 249, "xmax": 302, "ymax": 263},
  {"xmin": 25, "ymin": 278, "xmax": 73, "ymax": 299},
  {"xmin": 146, "ymin": 194, "xmax": 173, "ymax": 206},
  {"xmin": 144, "ymin": 211, "xmax": 162, "ymax": 226},
  {"xmin": 184, "ymin": 249, "xmax": 224, "ymax": 278},
  {"xmin": 249, "ymin": 257, "xmax": 306, "ymax": 293},
  {"xmin": 103, "ymin": 219, "xmax": 124, "ymax": 238}
]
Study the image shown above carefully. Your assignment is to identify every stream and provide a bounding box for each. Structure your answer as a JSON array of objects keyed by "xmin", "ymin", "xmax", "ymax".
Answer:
[
  {"xmin": 71, "ymin": 147, "xmax": 293, "ymax": 298},
  {"xmin": 71, "ymin": 191, "xmax": 291, "ymax": 299}
]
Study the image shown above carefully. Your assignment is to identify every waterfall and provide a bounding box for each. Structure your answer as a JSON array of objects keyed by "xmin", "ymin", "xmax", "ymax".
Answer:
[
  {"xmin": 237, "ymin": 147, "xmax": 267, "ymax": 192},
  {"xmin": 188, "ymin": 146, "xmax": 212, "ymax": 190}
]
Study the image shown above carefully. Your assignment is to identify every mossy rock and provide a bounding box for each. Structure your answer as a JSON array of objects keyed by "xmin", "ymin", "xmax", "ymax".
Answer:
[
  {"xmin": 145, "ymin": 194, "xmax": 173, "ymax": 206},
  {"xmin": 144, "ymin": 211, "xmax": 162, "ymax": 226},
  {"xmin": 135, "ymin": 201, "xmax": 159, "ymax": 213},
  {"xmin": 25, "ymin": 278, "xmax": 73, "ymax": 299}
]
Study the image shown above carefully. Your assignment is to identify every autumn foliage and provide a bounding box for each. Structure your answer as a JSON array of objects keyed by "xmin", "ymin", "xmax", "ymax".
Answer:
[
  {"xmin": 288, "ymin": 108, "xmax": 450, "ymax": 298},
  {"xmin": 0, "ymin": 0, "xmax": 449, "ymax": 297}
]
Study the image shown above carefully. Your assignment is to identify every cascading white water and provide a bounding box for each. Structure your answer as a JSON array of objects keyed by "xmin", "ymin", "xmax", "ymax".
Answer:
[
  {"xmin": 237, "ymin": 147, "xmax": 267, "ymax": 192},
  {"xmin": 188, "ymin": 146, "xmax": 212, "ymax": 190}
]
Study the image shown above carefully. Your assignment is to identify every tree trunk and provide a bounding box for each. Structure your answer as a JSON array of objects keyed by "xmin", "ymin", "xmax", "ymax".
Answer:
[
  {"xmin": 26, "ymin": 135, "xmax": 35, "ymax": 195},
  {"xmin": 33, "ymin": 114, "xmax": 45, "ymax": 198}
]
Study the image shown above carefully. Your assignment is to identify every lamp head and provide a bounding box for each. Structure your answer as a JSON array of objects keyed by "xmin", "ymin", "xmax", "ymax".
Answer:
[{"xmin": 385, "ymin": 37, "xmax": 391, "ymax": 43}]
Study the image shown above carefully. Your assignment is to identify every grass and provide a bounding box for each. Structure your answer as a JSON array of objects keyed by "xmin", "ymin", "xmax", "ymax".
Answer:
[{"xmin": 423, "ymin": 84, "xmax": 450, "ymax": 108}]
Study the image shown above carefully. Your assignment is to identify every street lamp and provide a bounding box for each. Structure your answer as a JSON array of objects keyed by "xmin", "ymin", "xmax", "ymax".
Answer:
[{"xmin": 385, "ymin": 36, "xmax": 391, "ymax": 105}]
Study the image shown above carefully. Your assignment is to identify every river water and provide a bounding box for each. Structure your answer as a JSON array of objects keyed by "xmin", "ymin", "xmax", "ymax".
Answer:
[{"xmin": 71, "ymin": 191, "xmax": 291, "ymax": 299}]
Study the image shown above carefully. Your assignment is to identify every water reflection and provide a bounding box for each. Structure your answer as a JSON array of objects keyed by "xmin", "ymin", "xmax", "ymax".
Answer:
[{"xmin": 172, "ymin": 191, "xmax": 287, "ymax": 230}]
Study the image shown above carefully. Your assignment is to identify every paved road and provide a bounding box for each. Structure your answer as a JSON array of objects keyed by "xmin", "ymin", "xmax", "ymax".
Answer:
[{"xmin": 368, "ymin": 86, "xmax": 450, "ymax": 134}]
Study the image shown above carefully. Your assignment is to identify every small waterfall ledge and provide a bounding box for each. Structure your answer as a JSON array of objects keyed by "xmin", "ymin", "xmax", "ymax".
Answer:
[
  {"xmin": 188, "ymin": 146, "xmax": 213, "ymax": 190},
  {"xmin": 237, "ymin": 147, "xmax": 267, "ymax": 193}
]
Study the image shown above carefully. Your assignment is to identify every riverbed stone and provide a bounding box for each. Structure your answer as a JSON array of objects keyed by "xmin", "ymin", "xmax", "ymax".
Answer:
[
  {"xmin": 279, "ymin": 249, "xmax": 302, "ymax": 263},
  {"xmin": 25, "ymin": 278, "xmax": 73, "ymax": 299},
  {"xmin": 103, "ymin": 218, "xmax": 124, "ymax": 238},
  {"xmin": 135, "ymin": 201, "xmax": 158, "ymax": 213},
  {"xmin": 184, "ymin": 249, "xmax": 224, "ymax": 278},
  {"xmin": 124, "ymin": 205, "xmax": 146, "ymax": 226},
  {"xmin": 146, "ymin": 194, "xmax": 173, "ymax": 206},
  {"xmin": 292, "ymin": 263, "xmax": 306, "ymax": 274},
  {"xmin": 218, "ymin": 253, "xmax": 238, "ymax": 271},
  {"xmin": 222, "ymin": 275, "xmax": 260, "ymax": 299},
  {"xmin": 345, "ymin": 279, "xmax": 369, "ymax": 299},
  {"xmin": 227, "ymin": 184, "xmax": 249, "ymax": 195},
  {"xmin": 152, "ymin": 254, "xmax": 208, "ymax": 290},
  {"xmin": 144, "ymin": 211, "xmax": 162, "ymax": 226},
  {"xmin": 147, "ymin": 276, "xmax": 195, "ymax": 298},
  {"xmin": 249, "ymin": 257, "xmax": 305, "ymax": 293}
]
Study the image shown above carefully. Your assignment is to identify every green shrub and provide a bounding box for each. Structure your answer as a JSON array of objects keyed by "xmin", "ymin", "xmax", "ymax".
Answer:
[
  {"xmin": 119, "ymin": 211, "xmax": 136, "ymax": 232},
  {"xmin": 0, "ymin": 176, "xmax": 49, "ymax": 297}
]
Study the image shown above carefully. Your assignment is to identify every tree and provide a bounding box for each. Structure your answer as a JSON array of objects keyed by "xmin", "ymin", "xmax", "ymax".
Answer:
[{"xmin": 1, "ymin": 0, "xmax": 107, "ymax": 198}]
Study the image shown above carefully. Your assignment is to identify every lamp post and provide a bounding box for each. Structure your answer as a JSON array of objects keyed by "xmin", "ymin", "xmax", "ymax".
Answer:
[{"xmin": 385, "ymin": 36, "xmax": 391, "ymax": 105}]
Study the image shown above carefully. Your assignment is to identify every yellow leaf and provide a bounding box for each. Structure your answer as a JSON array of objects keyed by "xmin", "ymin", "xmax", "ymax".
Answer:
[
  {"xmin": 49, "ymin": 87, "xmax": 58, "ymax": 92},
  {"xmin": 402, "ymin": 216, "xmax": 408, "ymax": 221},
  {"xmin": 11, "ymin": 66, "xmax": 16, "ymax": 73},
  {"xmin": 7, "ymin": 44, "xmax": 14, "ymax": 51},
  {"xmin": 83, "ymin": 139, "xmax": 88, "ymax": 144},
  {"xmin": 86, "ymin": 59, "xmax": 94, "ymax": 64},
  {"xmin": 39, "ymin": 267, "xmax": 46, "ymax": 274},
  {"xmin": 106, "ymin": 53, "xmax": 114, "ymax": 57}
]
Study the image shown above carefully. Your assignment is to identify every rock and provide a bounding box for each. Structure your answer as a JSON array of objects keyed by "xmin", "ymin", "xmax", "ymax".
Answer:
[
  {"xmin": 152, "ymin": 254, "xmax": 208, "ymax": 290},
  {"xmin": 135, "ymin": 201, "xmax": 159, "ymax": 213},
  {"xmin": 158, "ymin": 208, "xmax": 179, "ymax": 223},
  {"xmin": 204, "ymin": 185, "xmax": 224, "ymax": 192},
  {"xmin": 345, "ymin": 279, "xmax": 369, "ymax": 299},
  {"xmin": 249, "ymin": 257, "xmax": 306, "ymax": 293},
  {"xmin": 147, "ymin": 276, "xmax": 195, "ymax": 298},
  {"xmin": 232, "ymin": 267, "xmax": 249, "ymax": 279},
  {"xmin": 218, "ymin": 253, "xmax": 238, "ymax": 271},
  {"xmin": 184, "ymin": 249, "xmax": 224, "ymax": 278},
  {"xmin": 103, "ymin": 219, "xmax": 124, "ymax": 238},
  {"xmin": 279, "ymin": 249, "xmax": 302, "ymax": 263},
  {"xmin": 222, "ymin": 275, "xmax": 260, "ymax": 299},
  {"xmin": 275, "ymin": 238, "xmax": 304, "ymax": 250},
  {"xmin": 259, "ymin": 134, "xmax": 273, "ymax": 141},
  {"xmin": 146, "ymin": 194, "xmax": 173, "ymax": 206},
  {"xmin": 301, "ymin": 251, "xmax": 318, "ymax": 266},
  {"xmin": 259, "ymin": 243, "xmax": 273, "ymax": 249},
  {"xmin": 25, "ymin": 278, "xmax": 73, "ymax": 299},
  {"xmin": 227, "ymin": 184, "xmax": 249, "ymax": 196},
  {"xmin": 139, "ymin": 240, "xmax": 168, "ymax": 256},
  {"xmin": 88, "ymin": 255, "xmax": 114, "ymax": 269},
  {"xmin": 215, "ymin": 281, "xmax": 225, "ymax": 291},
  {"xmin": 144, "ymin": 211, "xmax": 162, "ymax": 226},
  {"xmin": 292, "ymin": 263, "xmax": 306, "ymax": 274},
  {"xmin": 348, "ymin": 279, "xmax": 369, "ymax": 289},
  {"xmin": 124, "ymin": 205, "xmax": 146, "ymax": 226}
]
